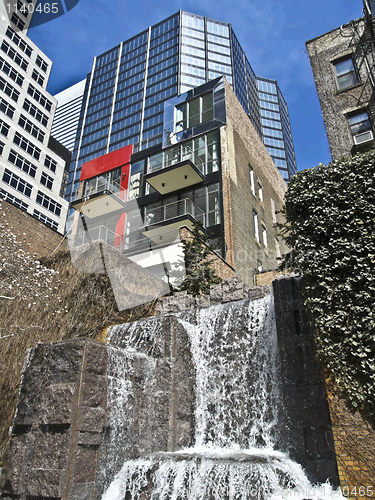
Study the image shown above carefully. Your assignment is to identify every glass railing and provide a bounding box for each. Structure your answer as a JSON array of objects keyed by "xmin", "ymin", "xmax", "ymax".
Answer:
[
  {"xmin": 143, "ymin": 198, "xmax": 205, "ymax": 227},
  {"xmin": 70, "ymin": 225, "xmax": 122, "ymax": 249},
  {"xmin": 147, "ymin": 145, "xmax": 205, "ymax": 174}
]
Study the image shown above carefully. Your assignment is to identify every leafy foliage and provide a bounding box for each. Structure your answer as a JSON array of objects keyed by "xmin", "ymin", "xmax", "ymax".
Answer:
[
  {"xmin": 179, "ymin": 221, "xmax": 222, "ymax": 296},
  {"xmin": 279, "ymin": 152, "xmax": 375, "ymax": 419}
]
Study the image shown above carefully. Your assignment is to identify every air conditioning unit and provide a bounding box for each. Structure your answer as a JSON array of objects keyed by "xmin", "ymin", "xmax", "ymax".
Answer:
[{"xmin": 353, "ymin": 130, "xmax": 374, "ymax": 145}]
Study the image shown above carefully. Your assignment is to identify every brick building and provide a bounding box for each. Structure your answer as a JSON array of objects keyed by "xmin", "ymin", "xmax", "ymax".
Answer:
[
  {"xmin": 306, "ymin": 2, "xmax": 375, "ymax": 160},
  {"xmin": 70, "ymin": 77, "xmax": 288, "ymax": 287}
]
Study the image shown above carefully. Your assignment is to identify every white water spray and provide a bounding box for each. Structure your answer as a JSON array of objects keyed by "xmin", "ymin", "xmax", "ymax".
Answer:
[{"xmin": 103, "ymin": 296, "xmax": 344, "ymax": 500}]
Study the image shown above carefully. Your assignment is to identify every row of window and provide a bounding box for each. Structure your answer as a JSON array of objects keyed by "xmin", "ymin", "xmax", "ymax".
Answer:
[
  {"xmin": 2, "ymin": 168, "xmax": 61, "ymax": 214},
  {"xmin": 5, "ymin": 26, "xmax": 49, "ymax": 73}
]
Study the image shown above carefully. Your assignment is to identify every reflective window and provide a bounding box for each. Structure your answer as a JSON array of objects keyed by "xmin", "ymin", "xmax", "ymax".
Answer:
[
  {"xmin": 261, "ymin": 118, "xmax": 282, "ymax": 130},
  {"xmin": 180, "ymin": 55, "xmax": 205, "ymax": 68},
  {"xmin": 128, "ymin": 160, "xmax": 144, "ymax": 199},
  {"xmin": 334, "ymin": 57, "xmax": 359, "ymax": 90},
  {"xmin": 181, "ymin": 45, "xmax": 205, "ymax": 59},
  {"xmin": 180, "ymin": 75, "xmax": 205, "ymax": 87},
  {"xmin": 263, "ymin": 128, "xmax": 283, "ymax": 139},
  {"xmin": 266, "ymin": 147, "xmax": 286, "ymax": 158},
  {"xmin": 207, "ymin": 21, "xmax": 229, "ymax": 37},
  {"xmin": 264, "ymin": 137, "xmax": 285, "ymax": 149},
  {"xmin": 182, "ymin": 14, "xmax": 204, "ymax": 31},
  {"xmin": 257, "ymin": 80, "xmax": 277, "ymax": 94},
  {"xmin": 175, "ymin": 92, "xmax": 213, "ymax": 132},
  {"xmin": 207, "ymin": 33, "xmax": 230, "ymax": 46},
  {"xmin": 208, "ymin": 43, "xmax": 231, "ymax": 55},
  {"xmin": 181, "ymin": 65, "xmax": 205, "ymax": 78},
  {"xmin": 260, "ymin": 101, "xmax": 279, "ymax": 112},
  {"xmin": 259, "ymin": 92, "xmax": 278, "ymax": 103},
  {"xmin": 207, "ymin": 61, "xmax": 231, "ymax": 75},
  {"xmin": 182, "ymin": 36, "xmax": 205, "ymax": 49},
  {"xmin": 208, "ymin": 52, "xmax": 231, "ymax": 65},
  {"xmin": 181, "ymin": 27, "xmax": 205, "ymax": 40},
  {"xmin": 261, "ymin": 109, "xmax": 281, "ymax": 121},
  {"xmin": 348, "ymin": 110, "xmax": 371, "ymax": 135}
]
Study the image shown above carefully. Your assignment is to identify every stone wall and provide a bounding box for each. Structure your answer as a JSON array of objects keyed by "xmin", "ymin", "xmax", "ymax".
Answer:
[
  {"xmin": 0, "ymin": 197, "xmax": 66, "ymax": 258},
  {"xmin": 1, "ymin": 277, "xmax": 340, "ymax": 498},
  {"xmin": 273, "ymin": 277, "xmax": 339, "ymax": 485}
]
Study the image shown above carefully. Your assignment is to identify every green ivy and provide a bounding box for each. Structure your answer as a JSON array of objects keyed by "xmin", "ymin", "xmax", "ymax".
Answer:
[{"xmin": 279, "ymin": 151, "xmax": 375, "ymax": 420}]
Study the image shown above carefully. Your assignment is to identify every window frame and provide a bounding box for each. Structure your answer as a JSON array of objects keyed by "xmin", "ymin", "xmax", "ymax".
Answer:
[{"xmin": 333, "ymin": 56, "xmax": 359, "ymax": 91}]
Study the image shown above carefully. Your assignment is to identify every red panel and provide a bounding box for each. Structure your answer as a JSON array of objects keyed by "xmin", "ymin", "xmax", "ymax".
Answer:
[
  {"xmin": 115, "ymin": 212, "xmax": 126, "ymax": 248},
  {"xmin": 80, "ymin": 145, "xmax": 133, "ymax": 181}
]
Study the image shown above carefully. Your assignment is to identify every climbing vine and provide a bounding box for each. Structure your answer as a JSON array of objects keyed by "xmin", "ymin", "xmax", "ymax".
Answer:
[{"xmin": 279, "ymin": 152, "xmax": 375, "ymax": 420}]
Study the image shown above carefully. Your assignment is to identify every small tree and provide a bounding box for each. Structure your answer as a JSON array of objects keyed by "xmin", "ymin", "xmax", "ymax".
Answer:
[{"xmin": 179, "ymin": 221, "xmax": 222, "ymax": 296}]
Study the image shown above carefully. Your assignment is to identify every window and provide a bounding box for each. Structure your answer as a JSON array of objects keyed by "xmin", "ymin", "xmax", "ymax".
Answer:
[
  {"xmin": 2, "ymin": 168, "xmax": 32, "ymax": 197},
  {"xmin": 33, "ymin": 210, "xmax": 58, "ymax": 231},
  {"xmin": 0, "ymin": 96, "xmax": 15, "ymax": 118},
  {"xmin": 262, "ymin": 223, "xmax": 268, "ymax": 247},
  {"xmin": 5, "ymin": 27, "xmax": 32, "ymax": 57},
  {"xmin": 35, "ymin": 55, "xmax": 48, "ymax": 73},
  {"xmin": 8, "ymin": 149, "xmax": 37, "ymax": 177},
  {"xmin": 31, "ymin": 69, "xmax": 45, "ymax": 87},
  {"xmin": 0, "ymin": 76, "xmax": 20, "ymax": 101},
  {"xmin": 334, "ymin": 57, "xmax": 359, "ymax": 90},
  {"xmin": 0, "ymin": 141, "xmax": 4, "ymax": 155},
  {"xmin": 11, "ymin": 13, "xmax": 25, "ymax": 31},
  {"xmin": 41, "ymin": 172, "xmax": 53, "ymax": 189},
  {"xmin": 249, "ymin": 166, "xmax": 255, "ymax": 195},
  {"xmin": 13, "ymin": 132, "xmax": 41, "ymax": 159},
  {"xmin": 175, "ymin": 92, "xmax": 213, "ymax": 132},
  {"xmin": 128, "ymin": 160, "xmax": 144, "ymax": 200},
  {"xmin": 1, "ymin": 41, "xmax": 28, "ymax": 71},
  {"xmin": 27, "ymin": 84, "xmax": 52, "ymax": 112},
  {"xmin": 23, "ymin": 99, "xmax": 48, "ymax": 126},
  {"xmin": 44, "ymin": 155, "xmax": 57, "ymax": 173},
  {"xmin": 0, "ymin": 119, "xmax": 10, "ymax": 137},
  {"xmin": 0, "ymin": 56, "xmax": 24, "ymax": 86},
  {"xmin": 258, "ymin": 181, "xmax": 263, "ymax": 202},
  {"xmin": 36, "ymin": 191, "xmax": 62, "ymax": 216},
  {"xmin": 348, "ymin": 110, "xmax": 372, "ymax": 136},
  {"xmin": 253, "ymin": 210, "xmax": 259, "ymax": 241},
  {"xmin": 18, "ymin": 114, "xmax": 45, "ymax": 142}
]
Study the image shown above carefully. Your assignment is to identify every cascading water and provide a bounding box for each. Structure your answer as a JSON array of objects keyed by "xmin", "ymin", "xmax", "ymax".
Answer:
[{"xmin": 103, "ymin": 295, "xmax": 344, "ymax": 500}]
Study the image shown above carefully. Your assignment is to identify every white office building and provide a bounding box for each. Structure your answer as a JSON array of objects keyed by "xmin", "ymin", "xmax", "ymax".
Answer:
[{"xmin": 0, "ymin": 1, "xmax": 69, "ymax": 234}]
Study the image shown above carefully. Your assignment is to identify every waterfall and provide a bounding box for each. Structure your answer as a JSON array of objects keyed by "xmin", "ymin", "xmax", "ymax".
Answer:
[{"xmin": 102, "ymin": 295, "xmax": 344, "ymax": 500}]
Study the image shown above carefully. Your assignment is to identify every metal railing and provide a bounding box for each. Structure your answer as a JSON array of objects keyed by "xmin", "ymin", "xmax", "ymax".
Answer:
[
  {"xmin": 72, "ymin": 179, "xmax": 125, "ymax": 200},
  {"xmin": 70, "ymin": 225, "xmax": 122, "ymax": 249},
  {"xmin": 143, "ymin": 198, "xmax": 205, "ymax": 227},
  {"xmin": 147, "ymin": 145, "xmax": 205, "ymax": 174}
]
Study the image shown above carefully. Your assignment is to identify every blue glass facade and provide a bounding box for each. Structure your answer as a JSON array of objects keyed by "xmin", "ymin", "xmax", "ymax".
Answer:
[
  {"xmin": 64, "ymin": 11, "xmax": 297, "ymax": 226},
  {"xmin": 257, "ymin": 77, "xmax": 297, "ymax": 181}
]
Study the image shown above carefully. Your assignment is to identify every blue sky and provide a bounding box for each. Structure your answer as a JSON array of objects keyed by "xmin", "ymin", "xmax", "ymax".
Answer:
[{"xmin": 28, "ymin": 0, "xmax": 363, "ymax": 172}]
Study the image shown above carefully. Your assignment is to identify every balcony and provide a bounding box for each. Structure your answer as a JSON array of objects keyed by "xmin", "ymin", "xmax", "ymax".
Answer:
[
  {"xmin": 70, "ymin": 225, "xmax": 123, "ymax": 250},
  {"xmin": 70, "ymin": 178, "xmax": 127, "ymax": 219},
  {"xmin": 144, "ymin": 145, "xmax": 205, "ymax": 195},
  {"xmin": 142, "ymin": 198, "xmax": 205, "ymax": 243}
]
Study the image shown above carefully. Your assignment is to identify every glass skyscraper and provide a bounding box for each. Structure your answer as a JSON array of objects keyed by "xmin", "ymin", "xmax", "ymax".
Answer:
[
  {"xmin": 257, "ymin": 77, "xmax": 297, "ymax": 181},
  {"xmin": 64, "ymin": 11, "xmax": 296, "ymax": 227}
]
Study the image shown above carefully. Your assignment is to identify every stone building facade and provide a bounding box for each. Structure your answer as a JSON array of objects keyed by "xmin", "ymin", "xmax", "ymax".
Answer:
[{"xmin": 306, "ymin": 12, "xmax": 375, "ymax": 160}]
